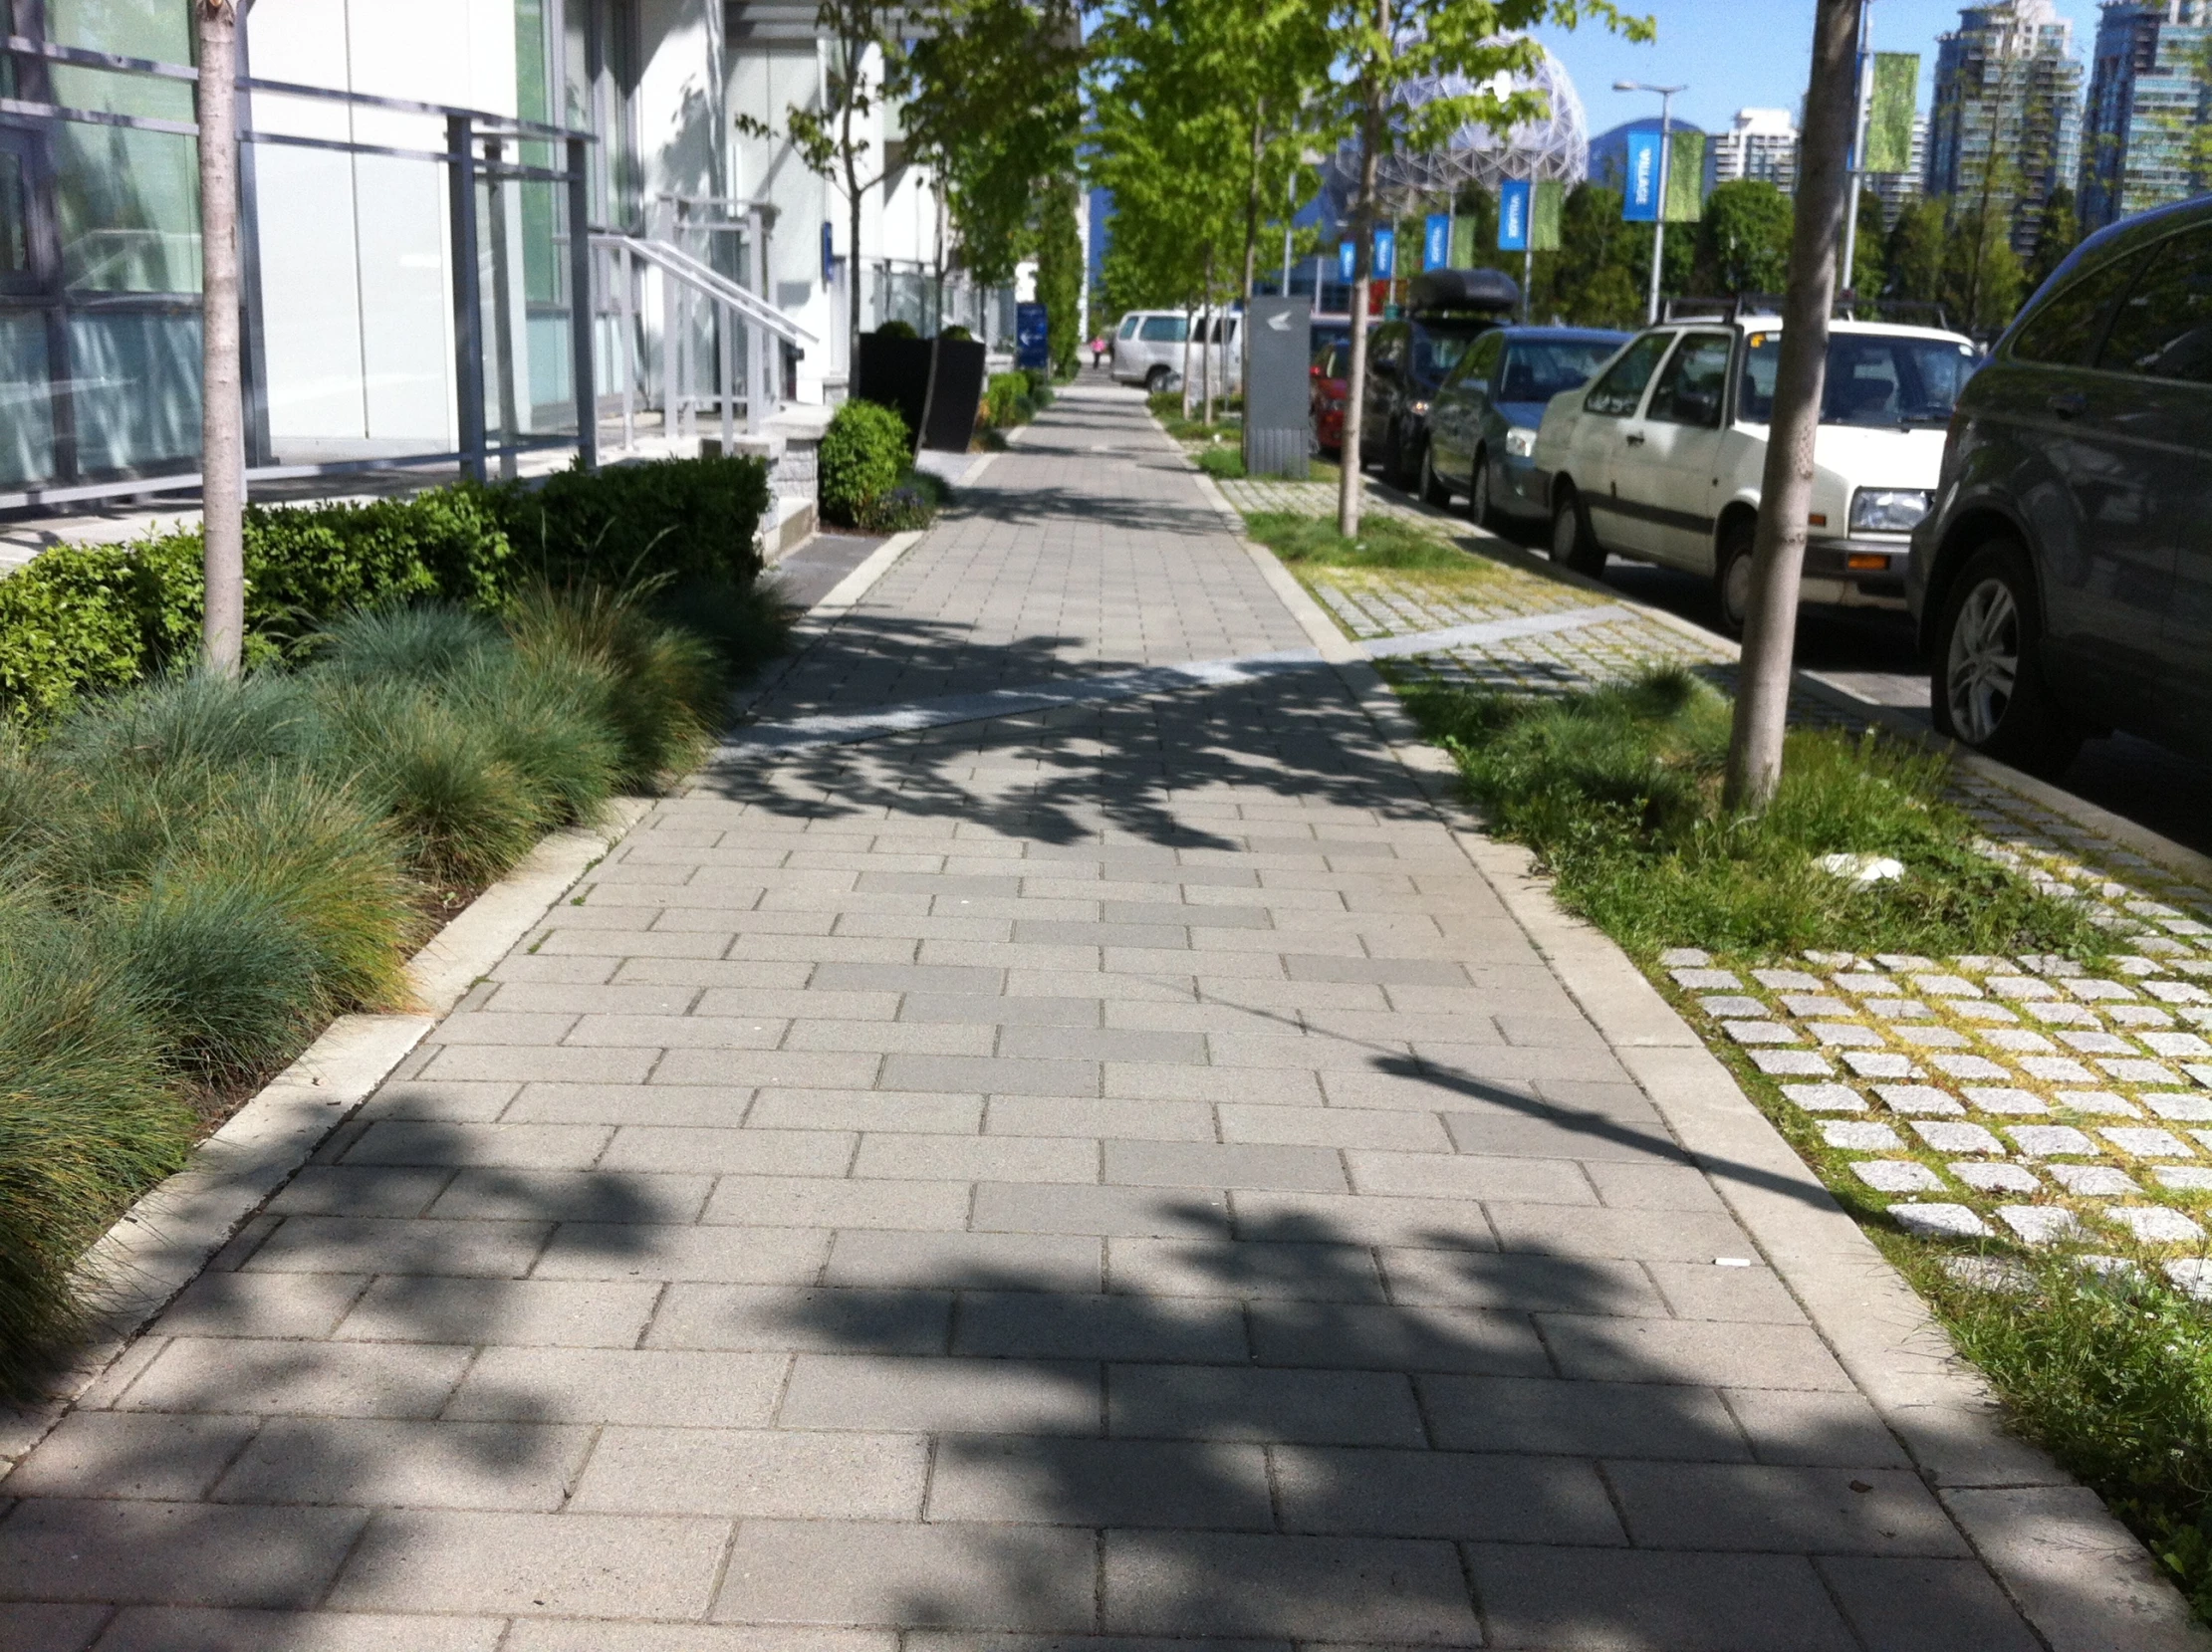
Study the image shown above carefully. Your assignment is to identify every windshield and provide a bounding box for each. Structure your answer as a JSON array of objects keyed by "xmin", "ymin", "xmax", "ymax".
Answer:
[
  {"xmin": 1409, "ymin": 326, "xmax": 1484, "ymax": 381},
  {"xmin": 1738, "ymin": 332, "xmax": 1979, "ymax": 426},
  {"xmin": 1499, "ymin": 341, "xmax": 1621, "ymax": 402}
]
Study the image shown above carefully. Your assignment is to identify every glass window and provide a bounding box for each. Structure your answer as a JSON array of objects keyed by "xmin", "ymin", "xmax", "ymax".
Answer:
[
  {"xmin": 1737, "ymin": 331, "xmax": 1977, "ymax": 427},
  {"xmin": 2098, "ymin": 227, "xmax": 2212, "ymax": 383},
  {"xmin": 0, "ymin": 148, "xmax": 28, "ymax": 279},
  {"xmin": 2013, "ymin": 254, "xmax": 2141, "ymax": 365},
  {"xmin": 1409, "ymin": 324, "xmax": 1480, "ymax": 380},
  {"xmin": 1584, "ymin": 332, "xmax": 1671, "ymax": 416},
  {"xmin": 1448, "ymin": 330, "xmax": 1504, "ymax": 388},
  {"xmin": 1499, "ymin": 339, "xmax": 1622, "ymax": 402},
  {"xmin": 1647, "ymin": 333, "xmax": 1733, "ymax": 426},
  {"xmin": 1138, "ymin": 315, "xmax": 1186, "ymax": 343},
  {"xmin": 1118, "ymin": 315, "xmax": 1140, "ymax": 339}
]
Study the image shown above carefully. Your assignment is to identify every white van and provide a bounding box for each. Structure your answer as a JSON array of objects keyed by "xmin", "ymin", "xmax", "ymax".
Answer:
[
  {"xmin": 1533, "ymin": 315, "xmax": 1980, "ymax": 633},
  {"xmin": 1111, "ymin": 310, "xmax": 1242, "ymax": 395}
]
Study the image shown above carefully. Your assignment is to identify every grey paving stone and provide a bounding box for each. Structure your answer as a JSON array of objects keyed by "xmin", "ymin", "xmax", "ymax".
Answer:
[
  {"xmin": 713, "ymin": 1519, "xmax": 1097, "ymax": 1629},
  {"xmin": 1487, "ymin": 1204, "xmax": 1755, "ymax": 1262},
  {"xmin": 1606, "ymin": 1462, "xmax": 1969, "ymax": 1554},
  {"xmin": 925, "ymin": 1435, "xmax": 1272, "ymax": 1529},
  {"xmin": 0, "ymin": 1498, "xmax": 366, "ymax": 1606},
  {"xmin": 1440, "ymin": 1109, "xmax": 1679, "ymax": 1160},
  {"xmin": 1272, "ymin": 1443, "xmax": 1625, "ymax": 1542},
  {"xmin": 505, "ymin": 1622, "xmax": 893, "ymax": 1652},
  {"xmin": 421, "ymin": 1046, "xmax": 657, "ymax": 1083},
  {"xmin": 1538, "ymin": 1314, "xmax": 1854, "ymax": 1390},
  {"xmin": 212, "ymin": 1418, "xmax": 594, "ymax": 1511},
  {"xmin": 825, "ymin": 1231, "xmax": 1103, "ymax": 1291},
  {"xmin": 443, "ymin": 1347, "xmax": 787, "ymax": 1426},
  {"xmin": 701, "ymin": 1174, "xmax": 973, "ymax": 1230},
  {"xmin": 568, "ymin": 1426, "xmax": 928, "ymax": 1517},
  {"xmin": 1643, "ymin": 1261, "xmax": 1809, "ymax": 1324},
  {"xmin": 1103, "ymin": 1140, "xmax": 1348, "ymax": 1193},
  {"xmin": 853, "ymin": 1133, "xmax": 1101, "ymax": 1183},
  {"xmin": 118, "ymin": 1337, "xmax": 472, "ymax": 1419},
  {"xmin": 363, "ymin": 1080, "xmax": 521, "ymax": 1122},
  {"xmin": 1106, "ymin": 1237, "xmax": 1386, "ymax": 1303},
  {"xmin": 779, "ymin": 1354, "xmax": 1101, "ymax": 1433},
  {"xmin": 812, "ymin": 963, "xmax": 1005, "ymax": 995},
  {"xmin": 1345, "ymin": 1150, "xmax": 1593, "ymax": 1203},
  {"xmin": 986, "ymin": 1096, "xmax": 1217, "ymax": 1141},
  {"xmin": 562, "ymin": 1014, "xmax": 789, "ymax": 1049},
  {"xmin": 1817, "ymin": 1555, "xmax": 2044, "ymax": 1652},
  {"xmin": 1419, "ymin": 1374, "xmax": 1751, "ymax": 1460},
  {"xmin": 1106, "ymin": 1363, "xmax": 1424, "ymax": 1445},
  {"xmin": 600, "ymin": 1125, "xmax": 856, "ymax": 1176},
  {"xmin": 749, "ymin": 1087, "xmax": 986, "ymax": 1133},
  {"xmin": 499, "ymin": 1082, "xmax": 754, "ymax": 1126},
  {"xmin": 424, "ymin": 1168, "xmax": 712, "ymax": 1224},
  {"xmin": 900, "ymin": 993, "xmax": 1103, "ymax": 1027},
  {"xmin": 263, "ymin": 1165, "xmax": 452, "ymax": 1217},
  {"xmin": 333, "ymin": 1277, "xmax": 657, "ymax": 1348},
  {"xmin": 650, "ymin": 1050, "xmax": 884, "ymax": 1089},
  {"xmin": 877, "ymin": 1055, "xmax": 1102, "ymax": 1097},
  {"xmin": 1105, "ymin": 1062, "xmax": 1325, "ymax": 1105},
  {"xmin": 242, "ymin": 1217, "xmax": 550, "ymax": 1279},
  {"xmin": 531, "ymin": 1221, "xmax": 829, "ymax": 1283},
  {"xmin": 1102, "ymin": 1530, "xmax": 1478, "ymax": 1642},
  {"xmin": 327, "ymin": 1510, "xmax": 730, "ymax": 1618},
  {"xmin": 0, "ymin": 1603, "xmax": 111, "ymax": 1652},
  {"xmin": 1227, "ymin": 1191, "xmax": 1495, "ymax": 1254},
  {"xmin": 973, "ymin": 1181, "xmax": 1230, "ymax": 1237},
  {"xmin": 1465, "ymin": 1543, "xmax": 1857, "ymax": 1651},
  {"xmin": 5, "ymin": 1412, "xmax": 259, "ymax": 1502},
  {"xmin": 646, "ymin": 1283, "xmax": 951, "ymax": 1352},
  {"xmin": 1212, "ymin": 1104, "xmax": 1448, "ymax": 1151},
  {"xmin": 149, "ymin": 1272, "xmax": 372, "ymax": 1340}
]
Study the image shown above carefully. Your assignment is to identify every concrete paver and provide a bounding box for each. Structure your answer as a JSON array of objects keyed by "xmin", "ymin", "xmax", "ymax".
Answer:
[{"xmin": 0, "ymin": 386, "xmax": 2088, "ymax": 1646}]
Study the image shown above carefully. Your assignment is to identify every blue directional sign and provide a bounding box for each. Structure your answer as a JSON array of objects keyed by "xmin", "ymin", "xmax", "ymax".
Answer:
[
  {"xmin": 1373, "ymin": 227, "xmax": 1394, "ymax": 280},
  {"xmin": 1338, "ymin": 239, "xmax": 1355, "ymax": 282},
  {"xmin": 1498, "ymin": 180, "xmax": 1531, "ymax": 251},
  {"xmin": 1423, "ymin": 213, "xmax": 1450, "ymax": 271},
  {"xmin": 1623, "ymin": 129, "xmax": 1662, "ymax": 222}
]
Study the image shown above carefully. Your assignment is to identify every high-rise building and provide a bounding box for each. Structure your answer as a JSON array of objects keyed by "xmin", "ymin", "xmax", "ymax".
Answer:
[
  {"xmin": 1927, "ymin": 0, "xmax": 2087, "ymax": 256},
  {"xmin": 2080, "ymin": 1, "xmax": 2212, "ymax": 232},
  {"xmin": 1707, "ymin": 109, "xmax": 1801, "ymax": 194},
  {"xmin": 1869, "ymin": 117, "xmax": 1931, "ymax": 227}
]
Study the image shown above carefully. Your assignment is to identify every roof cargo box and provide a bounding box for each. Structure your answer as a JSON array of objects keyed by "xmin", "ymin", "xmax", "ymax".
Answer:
[{"xmin": 1408, "ymin": 268, "xmax": 1520, "ymax": 315}]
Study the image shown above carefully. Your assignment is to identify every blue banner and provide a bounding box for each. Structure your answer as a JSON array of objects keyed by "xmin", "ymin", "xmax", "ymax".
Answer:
[
  {"xmin": 1338, "ymin": 239, "xmax": 1355, "ymax": 283},
  {"xmin": 1498, "ymin": 181, "xmax": 1531, "ymax": 251},
  {"xmin": 1423, "ymin": 213, "xmax": 1450, "ymax": 271},
  {"xmin": 1622, "ymin": 129, "xmax": 1662, "ymax": 222},
  {"xmin": 1373, "ymin": 227, "xmax": 1394, "ymax": 280}
]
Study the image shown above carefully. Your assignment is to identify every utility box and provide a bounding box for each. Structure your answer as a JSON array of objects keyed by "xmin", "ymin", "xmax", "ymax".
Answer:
[
  {"xmin": 1015, "ymin": 303, "xmax": 1050, "ymax": 371},
  {"xmin": 1242, "ymin": 297, "xmax": 1311, "ymax": 479}
]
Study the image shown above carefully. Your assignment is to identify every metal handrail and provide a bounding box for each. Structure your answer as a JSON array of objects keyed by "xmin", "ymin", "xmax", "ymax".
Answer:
[{"xmin": 595, "ymin": 232, "xmax": 816, "ymax": 348}]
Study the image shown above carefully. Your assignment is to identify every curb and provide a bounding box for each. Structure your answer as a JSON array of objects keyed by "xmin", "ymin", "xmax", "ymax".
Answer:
[
  {"xmin": 0, "ymin": 800, "xmax": 650, "ymax": 1472},
  {"xmin": 1226, "ymin": 508, "xmax": 2209, "ymax": 1648}
]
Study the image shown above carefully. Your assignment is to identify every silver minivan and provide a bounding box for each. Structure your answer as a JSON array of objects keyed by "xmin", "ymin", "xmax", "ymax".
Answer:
[{"xmin": 1111, "ymin": 310, "xmax": 1241, "ymax": 394}]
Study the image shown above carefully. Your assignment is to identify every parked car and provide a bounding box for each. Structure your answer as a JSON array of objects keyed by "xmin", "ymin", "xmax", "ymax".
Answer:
[
  {"xmin": 1907, "ymin": 194, "xmax": 2212, "ymax": 777},
  {"xmin": 1312, "ymin": 338, "xmax": 1351, "ymax": 457},
  {"xmin": 1422, "ymin": 326, "xmax": 1630, "ymax": 520},
  {"xmin": 1111, "ymin": 309, "xmax": 1240, "ymax": 394},
  {"xmin": 1358, "ymin": 268, "xmax": 1519, "ymax": 486},
  {"xmin": 1533, "ymin": 314, "xmax": 1979, "ymax": 633}
]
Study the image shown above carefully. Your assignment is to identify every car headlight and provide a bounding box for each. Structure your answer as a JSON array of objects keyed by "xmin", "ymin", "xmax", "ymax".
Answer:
[
  {"xmin": 1409, "ymin": 399, "xmax": 1430, "ymax": 416},
  {"xmin": 1504, "ymin": 426, "xmax": 1538, "ymax": 458},
  {"xmin": 1848, "ymin": 488, "xmax": 1932, "ymax": 534}
]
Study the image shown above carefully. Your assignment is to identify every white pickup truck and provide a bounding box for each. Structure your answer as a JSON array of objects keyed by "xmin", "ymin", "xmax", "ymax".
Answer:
[{"xmin": 1532, "ymin": 315, "xmax": 1981, "ymax": 632}]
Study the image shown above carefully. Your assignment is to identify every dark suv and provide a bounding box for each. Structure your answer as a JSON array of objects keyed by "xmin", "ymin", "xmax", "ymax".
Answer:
[
  {"xmin": 1909, "ymin": 194, "xmax": 2212, "ymax": 777},
  {"xmin": 1357, "ymin": 269, "xmax": 1518, "ymax": 486}
]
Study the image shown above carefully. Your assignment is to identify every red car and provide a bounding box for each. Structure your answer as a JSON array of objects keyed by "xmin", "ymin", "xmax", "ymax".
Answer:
[{"xmin": 1311, "ymin": 340, "xmax": 1350, "ymax": 458}]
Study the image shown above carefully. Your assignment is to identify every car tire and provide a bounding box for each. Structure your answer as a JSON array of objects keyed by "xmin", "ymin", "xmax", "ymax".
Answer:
[
  {"xmin": 1144, "ymin": 365, "xmax": 1170, "ymax": 394},
  {"xmin": 1930, "ymin": 540, "xmax": 2082, "ymax": 779},
  {"xmin": 1469, "ymin": 450, "xmax": 1494, "ymax": 528},
  {"xmin": 1549, "ymin": 482, "xmax": 1605, "ymax": 578},
  {"xmin": 1418, "ymin": 441, "xmax": 1453, "ymax": 506},
  {"xmin": 1714, "ymin": 517, "xmax": 1757, "ymax": 639}
]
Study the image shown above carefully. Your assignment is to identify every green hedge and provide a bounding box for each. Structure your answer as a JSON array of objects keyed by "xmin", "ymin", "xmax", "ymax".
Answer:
[
  {"xmin": 820, "ymin": 399, "xmax": 912, "ymax": 528},
  {"xmin": 985, "ymin": 372, "xmax": 1034, "ymax": 429},
  {"xmin": 0, "ymin": 454, "xmax": 769, "ymax": 729}
]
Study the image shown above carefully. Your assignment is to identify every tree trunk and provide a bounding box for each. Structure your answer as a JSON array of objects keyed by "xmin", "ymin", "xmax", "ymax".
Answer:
[
  {"xmin": 846, "ymin": 118, "xmax": 864, "ymax": 374},
  {"xmin": 1721, "ymin": 0, "xmax": 1862, "ymax": 814},
  {"xmin": 197, "ymin": 0, "xmax": 243, "ymax": 677},
  {"xmin": 1336, "ymin": 100, "xmax": 1382, "ymax": 537},
  {"xmin": 1201, "ymin": 247, "xmax": 1216, "ymax": 427}
]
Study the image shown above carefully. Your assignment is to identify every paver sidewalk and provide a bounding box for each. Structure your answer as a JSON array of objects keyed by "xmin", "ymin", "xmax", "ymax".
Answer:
[{"xmin": 0, "ymin": 384, "xmax": 2110, "ymax": 1649}]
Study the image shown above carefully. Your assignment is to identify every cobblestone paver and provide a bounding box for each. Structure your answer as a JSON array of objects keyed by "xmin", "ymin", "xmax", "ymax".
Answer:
[{"xmin": 0, "ymin": 388, "xmax": 2105, "ymax": 1647}]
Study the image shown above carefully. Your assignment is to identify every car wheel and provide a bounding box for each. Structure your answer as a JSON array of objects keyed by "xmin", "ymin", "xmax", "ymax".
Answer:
[
  {"xmin": 1714, "ymin": 518, "xmax": 1757, "ymax": 639},
  {"xmin": 1469, "ymin": 450, "xmax": 1494, "ymax": 528},
  {"xmin": 1418, "ymin": 441, "xmax": 1453, "ymax": 506},
  {"xmin": 1145, "ymin": 365, "xmax": 1170, "ymax": 394},
  {"xmin": 1549, "ymin": 483, "xmax": 1605, "ymax": 578},
  {"xmin": 1931, "ymin": 540, "xmax": 2082, "ymax": 778}
]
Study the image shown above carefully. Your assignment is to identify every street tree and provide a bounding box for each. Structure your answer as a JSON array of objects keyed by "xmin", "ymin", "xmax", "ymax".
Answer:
[
  {"xmin": 2025, "ymin": 184, "xmax": 2080, "ymax": 293},
  {"xmin": 1694, "ymin": 179, "xmax": 1792, "ymax": 296},
  {"xmin": 1722, "ymin": 0, "xmax": 1860, "ymax": 814},
  {"xmin": 1883, "ymin": 194, "xmax": 1945, "ymax": 308},
  {"xmin": 1323, "ymin": 1, "xmax": 1652, "ymax": 537},
  {"xmin": 196, "ymin": 0, "xmax": 243, "ymax": 676}
]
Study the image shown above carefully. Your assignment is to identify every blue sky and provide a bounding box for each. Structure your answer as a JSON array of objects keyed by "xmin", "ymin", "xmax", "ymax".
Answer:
[{"xmin": 1539, "ymin": 0, "xmax": 2102, "ymax": 137}]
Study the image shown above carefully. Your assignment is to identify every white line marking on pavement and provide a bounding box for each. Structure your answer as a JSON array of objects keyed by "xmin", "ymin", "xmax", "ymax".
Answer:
[{"xmin": 714, "ymin": 604, "xmax": 1631, "ymax": 757}]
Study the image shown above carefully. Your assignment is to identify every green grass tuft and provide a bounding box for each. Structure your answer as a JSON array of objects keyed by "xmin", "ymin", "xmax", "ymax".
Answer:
[
  {"xmin": 1401, "ymin": 664, "xmax": 2108, "ymax": 960},
  {"xmin": 1244, "ymin": 511, "xmax": 1481, "ymax": 574}
]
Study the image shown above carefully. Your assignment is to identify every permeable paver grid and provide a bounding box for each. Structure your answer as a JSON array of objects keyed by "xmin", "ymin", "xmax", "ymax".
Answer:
[{"xmin": 0, "ymin": 387, "xmax": 2051, "ymax": 1650}]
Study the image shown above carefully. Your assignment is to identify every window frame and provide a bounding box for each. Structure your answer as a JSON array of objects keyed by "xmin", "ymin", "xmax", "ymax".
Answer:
[
  {"xmin": 2093, "ymin": 224, "xmax": 2212, "ymax": 385},
  {"xmin": 1583, "ymin": 330, "xmax": 1674, "ymax": 418},
  {"xmin": 1644, "ymin": 330, "xmax": 1735, "ymax": 428}
]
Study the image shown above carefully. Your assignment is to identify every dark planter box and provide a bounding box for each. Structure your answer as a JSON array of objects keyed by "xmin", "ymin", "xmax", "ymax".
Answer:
[
  {"xmin": 919, "ymin": 339, "xmax": 986, "ymax": 453},
  {"xmin": 855, "ymin": 334, "xmax": 933, "ymax": 447}
]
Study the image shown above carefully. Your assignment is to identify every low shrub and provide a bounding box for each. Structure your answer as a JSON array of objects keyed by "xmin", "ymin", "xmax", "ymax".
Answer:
[
  {"xmin": 855, "ymin": 469, "xmax": 950, "ymax": 536},
  {"xmin": 985, "ymin": 373, "xmax": 1034, "ymax": 429},
  {"xmin": 873, "ymin": 319, "xmax": 919, "ymax": 340},
  {"xmin": 1023, "ymin": 367, "xmax": 1055, "ymax": 408},
  {"xmin": 1194, "ymin": 446, "xmax": 1245, "ymax": 480},
  {"xmin": 820, "ymin": 399, "xmax": 913, "ymax": 528},
  {"xmin": 938, "ymin": 325, "xmax": 975, "ymax": 342},
  {"xmin": 1400, "ymin": 664, "xmax": 2109, "ymax": 960},
  {"xmin": 487, "ymin": 454, "xmax": 769, "ymax": 590}
]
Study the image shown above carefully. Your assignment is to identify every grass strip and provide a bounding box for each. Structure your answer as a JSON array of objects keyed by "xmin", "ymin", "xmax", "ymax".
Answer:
[{"xmin": 1243, "ymin": 511, "xmax": 1492, "ymax": 578}]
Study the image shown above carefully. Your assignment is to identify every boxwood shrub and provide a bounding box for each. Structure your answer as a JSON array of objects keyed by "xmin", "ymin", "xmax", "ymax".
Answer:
[{"xmin": 819, "ymin": 399, "xmax": 912, "ymax": 528}]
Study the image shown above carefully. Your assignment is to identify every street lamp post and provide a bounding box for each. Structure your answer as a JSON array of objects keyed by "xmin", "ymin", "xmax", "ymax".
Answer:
[
  {"xmin": 1615, "ymin": 80, "xmax": 1686, "ymax": 326},
  {"xmin": 1839, "ymin": 0, "xmax": 1874, "ymax": 310}
]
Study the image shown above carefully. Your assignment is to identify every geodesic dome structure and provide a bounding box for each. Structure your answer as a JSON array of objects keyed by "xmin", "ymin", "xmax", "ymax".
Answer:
[{"xmin": 1367, "ymin": 41, "xmax": 1589, "ymax": 213}]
